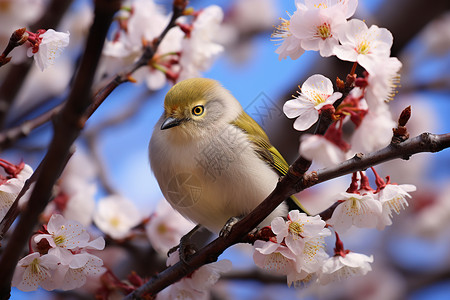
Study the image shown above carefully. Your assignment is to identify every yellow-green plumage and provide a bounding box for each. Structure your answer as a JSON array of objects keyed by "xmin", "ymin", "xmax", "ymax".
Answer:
[{"xmin": 231, "ymin": 111, "xmax": 308, "ymax": 213}]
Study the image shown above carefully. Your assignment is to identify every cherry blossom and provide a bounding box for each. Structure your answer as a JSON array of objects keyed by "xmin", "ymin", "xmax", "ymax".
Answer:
[
  {"xmin": 93, "ymin": 194, "xmax": 141, "ymax": 240},
  {"xmin": 301, "ymin": 0, "xmax": 359, "ymax": 19},
  {"xmin": 101, "ymin": 0, "xmax": 183, "ymax": 90},
  {"xmin": 319, "ymin": 251, "xmax": 373, "ymax": 284},
  {"xmin": 34, "ymin": 214, "xmax": 93, "ymax": 264},
  {"xmin": 295, "ymin": 237, "xmax": 330, "ymax": 275},
  {"xmin": 158, "ymin": 250, "xmax": 232, "ymax": 299},
  {"xmin": 253, "ymin": 237, "xmax": 328, "ymax": 287},
  {"xmin": 271, "ymin": 210, "xmax": 330, "ymax": 255},
  {"xmin": 27, "ymin": 29, "xmax": 70, "ymax": 71},
  {"xmin": 328, "ymin": 192, "xmax": 382, "ymax": 233},
  {"xmin": 364, "ymin": 56, "xmax": 402, "ymax": 112},
  {"xmin": 289, "ymin": 5, "xmax": 347, "ymax": 57},
  {"xmin": 283, "ymin": 74, "xmax": 342, "ymax": 131},
  {"xmin": 350, "ymin": 108, "xmax": 396, "ymax": 153},
  {"xmin": 12, "ymin": 253, "xmax": 60, "ymax": 292},
  {"xmin": 272, "ymin": 17, "xmax": 305, "ymax": 60},
  {"xmin": 334, "ymin": 19, "xmax": 393, "ymax": 71},
  {"xmin": 178, "ymin": 5, "xmax": 224, "ymax": 81},
  {"xmin": 300, "ymin": 134, "xmax": 349, "ymax": 167},
  {"xmin": 57, "ymin": 253, "xmax": 106, "ymax": 291},
  {"xmin": 0, "ymin": 161, "xmax": 33, "ymax": 220},
  {"xmin": 145, "ymin": 199, "xmax": 194, "ymax": 254},
  {"xmin": 376, "ymin": 183, "xmax": 416, "ymax": 230},
  {"xmin": 253, "ymin": 240, "xmax": 298, "ymax": 275}
]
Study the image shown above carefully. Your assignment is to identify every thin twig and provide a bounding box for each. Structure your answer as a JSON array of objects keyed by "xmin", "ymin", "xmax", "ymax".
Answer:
[
  {"xmin": 0, "ymin": 0, "xmax": 73, "ymax": 129},
  {"xmin": 0, "ymin": 1, "xmax": 120, "ymax": 298},
  {"xmin": 0, "ymin": 0, "xmax": 187, "ymax": 249}
]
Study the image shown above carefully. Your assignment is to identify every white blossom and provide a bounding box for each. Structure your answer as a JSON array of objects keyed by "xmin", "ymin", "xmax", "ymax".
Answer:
[
  {"xmin": 300, "ymin": 134, "xmax": 348, "ymax": 167},
  {"xmin": 178, "ymin": 5, "xmax": 224, "ymax": 81},
  {"xmin": 12, "ymin": 253, "xmax": 60, "ymax": 292},
  {"xmin": 28, "ymin": 29, "xmax": 70, "ymax": 71},
  {"xmin": 284, "ymin": 74, "xmax": 342, "ymax": 131},
  {"xmin": 145, "ymin": 199, "xmax": 194, "ymax": 254},
  {"xmin": 365, "ymin": 56, "xmax": 402, "ymax": 112},
  {"xmin": 253, "ymin": 240, "xmax": 298, "ymax": 275},
  {"xmin": 93, "ymin": 194, "xmax": 142, "ymax": 240},
  {"xmin": 57, "ymin": 253, "xmax": 106, "ymax": 291},
  {"xmin": 302, "ymin": 0, "xmax": 359, "ymax": 19},
  {"xmin": 101, "ymin": 0, "xmax": 183, "ymax": 90},
  {"xmin": 0, "ymin": 163, "xmax": 33, "ymax": 220},
  {"xmin": 158, "ymin": 250, "xmax": 231, "ymax": 299},
  {"xmin": 272, "ymin": 17, "xmax": 305, "ymax": 60},
  {"xmin": 376, "ymin": 184, "xmax": 416, "ymax": 230},
  {"xmin": 34, "ymin": 214, "xmax": 100, "ymax": 264},
  {"xmin": 319, "ymin": 252, "xmax": 373, "ymax": 284},
  {"xmin": 328, "ymin": 192, "xmax": 382, "ymax": 233},
  {"xmin": 350, "ymin": 108, "xmax": 396, "ymax": 154}
]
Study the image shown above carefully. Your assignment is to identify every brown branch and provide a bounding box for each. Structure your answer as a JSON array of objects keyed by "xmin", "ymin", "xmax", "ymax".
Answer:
[
  {"xmin": 0, "ymin": 28, "xmax": 29, "ymax": 67},
  {"xmin": 0, "ymin": 1, "xmax": 120, "ymax": 298},
  {"xmin": 0, "ymin": 0, "xmax": 187, "ymax": 249},
  {"xmin": 0, "ymin": 102, "xmax": 63, "ymax": 152},
  {"xmin": 0, "ymin": 0, "xmax": 186, "ymax": 151},
  {"xmin": 125, "ymin": 131, "xmax": 450, "ymax": 299}
]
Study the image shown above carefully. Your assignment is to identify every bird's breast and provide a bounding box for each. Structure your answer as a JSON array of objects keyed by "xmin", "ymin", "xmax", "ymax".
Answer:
[{"xmin": 149, "ymin": 124, "xmax": 281, "ymax": 233}]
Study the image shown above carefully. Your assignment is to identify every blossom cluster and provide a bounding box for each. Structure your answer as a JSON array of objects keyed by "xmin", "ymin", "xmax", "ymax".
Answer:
[
  {"xmin": 12, "ymin": 214, "xmax": 106, "ymax": 292},
  {"xmin": 278, "ymin": 0, "xmax": 403, "ymax": 168},
  {"xmin": 253, "ymin": 210, "xmax": 373, "ymax": 286},
  {"xmin": 101, "ymin": 0, "xmax": 224, "ymax": 90},
  {"xmin": 157, "ymin": 250, "xmax": 232, "ymax": 300},
  {"xmin": 253, "ymin": 167, "xmax": 416, "ymax": 286},
  {"xmin": 328, "ymin": 169, "xmax": 416, "ymax": 233}
]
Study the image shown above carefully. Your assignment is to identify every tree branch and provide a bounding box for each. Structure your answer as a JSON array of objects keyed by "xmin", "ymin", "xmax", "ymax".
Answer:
[
  {"xmin": 0, "ymin": 1, "xmax": 120, "ymax": 298},
  {"xmin": 0, "ymin": 0, "xmax": 187, "ymax": 252},
  {"xmin": 125, "ymin": 132, "xmax": 450, "ymax": 299}
]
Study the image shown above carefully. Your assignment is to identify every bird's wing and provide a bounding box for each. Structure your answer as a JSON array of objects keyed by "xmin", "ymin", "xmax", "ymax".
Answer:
[{"xmin": 231, "ymin": 112, "xmax": 309, "ymax": 214}]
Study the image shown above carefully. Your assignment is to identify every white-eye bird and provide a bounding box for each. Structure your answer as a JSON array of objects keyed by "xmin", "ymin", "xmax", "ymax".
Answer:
[{"xmin": 149, "ymin": 78, "xmax": 306, "ymax": 234}]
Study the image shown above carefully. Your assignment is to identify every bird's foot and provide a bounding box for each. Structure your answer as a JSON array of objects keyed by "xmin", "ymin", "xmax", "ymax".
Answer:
[
  {"xmin": 168, "ymin": 224, "xmax": 201, "ymax": 264},
  {"xmin": 219, "ymin": 216, "xmax": 242, "ymax": 238}
]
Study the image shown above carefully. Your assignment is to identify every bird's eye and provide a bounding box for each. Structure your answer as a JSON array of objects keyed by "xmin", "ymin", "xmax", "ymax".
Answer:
[{"xmin": 192, "ymin": 105, "xmax": 204, "ymax": 116}]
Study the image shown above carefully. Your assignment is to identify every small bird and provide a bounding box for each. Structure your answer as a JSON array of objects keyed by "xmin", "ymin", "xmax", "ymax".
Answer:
[{"xmin": 149, "ymin": 78, "xmax": 305, "ymax": 234}]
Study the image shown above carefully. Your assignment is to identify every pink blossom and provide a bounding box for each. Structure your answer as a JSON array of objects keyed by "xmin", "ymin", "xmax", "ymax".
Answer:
[
  {"xmin": 271, "ymin": 210, "xmax": 330, "ymax": 255},
  {"xmin": 283, "ymin": 74, "xmax": 342, "ymax": 131},
  {"xmin": 334, "ymin": 19, "xmax": 393, "ymax": 71},
  {"xmin": 290, "ymin": 5, "xmax": 346, "ymax": 57}
]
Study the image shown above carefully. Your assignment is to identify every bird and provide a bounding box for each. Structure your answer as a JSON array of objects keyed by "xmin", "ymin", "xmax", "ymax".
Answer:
[{"xmin": 149, "ymin": 78, "xmax": 306, "ymax": 234}]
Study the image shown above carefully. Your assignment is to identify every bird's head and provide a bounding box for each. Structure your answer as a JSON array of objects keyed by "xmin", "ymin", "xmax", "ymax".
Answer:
[{"xmin": 160, "ymin": 78, "xmax": 242, "ymax": 139}]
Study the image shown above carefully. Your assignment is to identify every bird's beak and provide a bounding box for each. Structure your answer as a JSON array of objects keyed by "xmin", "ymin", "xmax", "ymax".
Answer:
[{"xmin": 161, "ymin": 116, "xmax": 184, "ymax": 130}]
